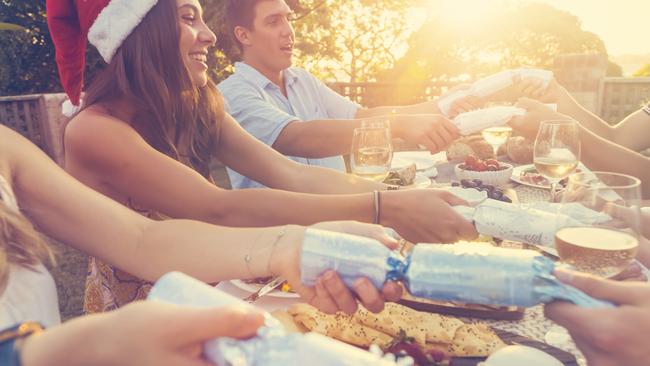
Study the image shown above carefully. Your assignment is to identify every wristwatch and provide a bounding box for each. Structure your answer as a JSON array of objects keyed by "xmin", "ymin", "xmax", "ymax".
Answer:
[{"xmin": 0, "ymin": 322, "xmax": 44, "ymax": 366}]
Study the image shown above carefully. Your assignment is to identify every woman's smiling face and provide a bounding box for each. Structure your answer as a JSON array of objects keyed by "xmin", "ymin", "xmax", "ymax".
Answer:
[{"xmin": 177, "ymin": 0, "xmax": 216, "ymax": 87}]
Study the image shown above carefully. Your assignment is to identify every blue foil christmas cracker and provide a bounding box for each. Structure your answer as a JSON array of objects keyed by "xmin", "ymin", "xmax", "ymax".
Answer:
[
  {"xmin": 301, "ymin": 229, "xmax": 612, "ymax": 308},
  {"xmin": 147, "ymin": 272, "xmax": 402, "ymax": 366}
]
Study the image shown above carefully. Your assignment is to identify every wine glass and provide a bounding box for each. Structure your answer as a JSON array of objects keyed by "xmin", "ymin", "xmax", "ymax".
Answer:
[
  {"xmin": 481, "ymin": 125, "xmax": 512, "ymax": 158},
  {"xmin": 533, "ymin": 120, "xmax": 581, "ymax": 201},
  {"xmin": 350, "ymin": 126, "xmax": 393, "ymax": 182},
  {"xmin": 545, "ymin": 171, "xmax": 642, "ymax": 351}
]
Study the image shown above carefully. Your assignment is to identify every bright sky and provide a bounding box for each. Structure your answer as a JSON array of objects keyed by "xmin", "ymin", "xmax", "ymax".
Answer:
[
  {"xmin": 533, "ymin": 0, "xmax": 650, "ymax": 55},
  {"xmin": 421, "ymin": 0, "xmax": 650, "ymax": 56}
]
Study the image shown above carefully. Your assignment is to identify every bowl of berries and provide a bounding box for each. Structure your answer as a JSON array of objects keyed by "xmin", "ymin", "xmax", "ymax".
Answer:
[{"xmin": 454, "ymin": 156, "xmax": 513, "ymax": 187}]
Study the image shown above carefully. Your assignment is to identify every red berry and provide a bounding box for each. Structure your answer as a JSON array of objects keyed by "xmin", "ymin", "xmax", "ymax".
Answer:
[
  {"xmin": 487, "ymin": 165, "xmax": 498, "ymax": 171},
  {"xmin": 465, "ymin": 155, "xmax": 478, "ymax": 166},
  {"xmin": 474, "ymin": 162, "xmax": 487, "ymax": 172},
  {"xmin": 485, "ymin": 158, "xmax": 498, "ymax": 166}
]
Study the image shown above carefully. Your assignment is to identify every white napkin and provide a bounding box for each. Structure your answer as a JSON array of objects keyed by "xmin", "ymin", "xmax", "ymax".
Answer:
[
  {"xmin": 470, "ymin": 70, "xmax": 517, "ymax": 98},
  {"xmin": 441, "ymin": 187, "xmax": 488, "ymax": 206},
  {"xmin": 437, "ymin": 68, "xmax": 554, "ymax": 117},
  {"xmin": 525, "ymin": 202, "xmax": 611, "ymax": 225},
  {"xmin": 437, "ymin": 89, "xmax": 472, "ymax": 117},
  {"xmin": 516, "ymin": 68, "xmax": 553, "ymax": 87},
  {"xmin": 453, "ymin": 106, "xmax": 525, "ymax": 135}
]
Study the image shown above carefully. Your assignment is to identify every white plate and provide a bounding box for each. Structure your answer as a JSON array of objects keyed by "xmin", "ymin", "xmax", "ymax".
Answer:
[
  {"xmin": 230, "ymin": 279, "xmax": 299, "ymax": 299},
  {"xmin": 511, "ymin": 163, "xmax": 588, "ymax": 189},
  {"xmin": 391, "ymin": 151, "xmax": 444, "ymax": 171},
  {"xmin": 437, "ymin": 186, "xmax": 488, "ymax": 205},
  {"xmin": 387, "ymin": 173, "xmax": 431, "ymax": 189}
]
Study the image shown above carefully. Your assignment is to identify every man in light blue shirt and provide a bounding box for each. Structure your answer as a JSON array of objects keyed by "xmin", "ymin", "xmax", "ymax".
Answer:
[
  {"xmin": 219, "ymin": 62, "xmax": 357, "ymax": 188},
  {"xmin": 219, "ymin": 0, "xmax": 477, "ymax": 189}
]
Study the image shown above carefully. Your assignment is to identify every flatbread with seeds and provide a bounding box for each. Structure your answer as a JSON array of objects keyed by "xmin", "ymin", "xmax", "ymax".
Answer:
[
  {"xmin": 448, "ymin": 323, "xmax": 506, "ymax": 357},
  {"xmin": 289, "ymin": 303, "xmax": 392, "ymax": 348},
  {"xmin": 355, "ymin": 303, "xmax": 428, "ymax": 346}
]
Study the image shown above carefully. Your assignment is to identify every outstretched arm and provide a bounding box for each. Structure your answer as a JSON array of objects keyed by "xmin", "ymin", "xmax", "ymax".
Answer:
[{"xmin": 3, "ymin": 125, "xmax": 401, "ymax": 314}]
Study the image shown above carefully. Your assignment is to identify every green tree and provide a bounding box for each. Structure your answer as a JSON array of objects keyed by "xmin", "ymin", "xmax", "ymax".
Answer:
[
  {"xmin": 633, "ymin": 63, "xmax": 650, "ymax": 77},
  {"xmin": 0, "ymin": 0, "xmax": 104, "ymax": 96},
  {"xmin": 606, "ymin": 60, "xmax": 623, "ymax": 77},
  {"xmin": 381, "ymin": 3, "xmax": 609, "ymax": 84},
  {"xmin": 206, "ymin": 0, "xmax": 418, "ymax": 83}
]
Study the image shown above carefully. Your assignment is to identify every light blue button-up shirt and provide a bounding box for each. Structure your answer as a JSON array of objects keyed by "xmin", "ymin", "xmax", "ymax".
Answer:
[{"xmin": 217, "ymin": 62, "xmax": 361, "ymax": 189}]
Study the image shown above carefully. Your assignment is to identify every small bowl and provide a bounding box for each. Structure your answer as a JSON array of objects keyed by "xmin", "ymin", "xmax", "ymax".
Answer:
[{"xmin": 454, "ymin": 162, "xmax": 513, "ymax": 186}]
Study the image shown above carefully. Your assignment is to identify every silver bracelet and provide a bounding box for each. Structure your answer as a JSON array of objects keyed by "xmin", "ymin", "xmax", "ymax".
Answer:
[
  {"xmin": 373, "ymin": 190, "xmax": 380, "ymax": 224},
  {"xmin": 245, "ymin": 226, "xmax": 288, "ymax": 278}
]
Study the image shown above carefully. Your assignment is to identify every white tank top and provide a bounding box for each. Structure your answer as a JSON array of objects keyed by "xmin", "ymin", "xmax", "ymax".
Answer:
[{"xmin": 0, "ymin": 174, "xmax": 60, "ymax": 328}]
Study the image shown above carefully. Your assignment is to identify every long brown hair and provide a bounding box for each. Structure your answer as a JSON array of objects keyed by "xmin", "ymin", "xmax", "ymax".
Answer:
[
  {"xmin": 0, "ymin": 203, "xmax": 55, "ymax": 294},
  {"xmin": 82, "ymin": 0, "xmax": 224, "ymax": 178}
]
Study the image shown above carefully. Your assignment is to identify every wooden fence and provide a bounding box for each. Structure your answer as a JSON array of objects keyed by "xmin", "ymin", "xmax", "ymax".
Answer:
[{"xmin": 3, "ymin": 77, "xmax": 650, "ymax": 167}]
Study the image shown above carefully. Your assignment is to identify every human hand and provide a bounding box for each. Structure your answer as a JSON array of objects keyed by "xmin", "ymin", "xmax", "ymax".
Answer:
[
  {"xmin": 272, "ymin": 222, "xmax": 402, "ymax": 315},
  {"xmin": 545, "ymin": 268, "xmax": 650, "ymax": 366},
  {"xmin": 21, "ymin": 302, "xmax": 265, "ymax": 366},
  {"xmin": 380, "ymin": 189, "xmax": 478, "ymax": 243},
  {"xmin": 610, "ymin": 261, "xmax": 647, "ymax": 282},
  {"xmin": 510, "ymin": 97, "xmax": 566, "ymax": 139},
  {"xmin": 392, "ymin": 114, "xmax": 460, "ymax": 153},
  {"xmin": 515, "ymin": 76, "xmax": 561, "ymax": 103},
  {"xmin": 440, "ymin": 84, "xmax": 484, "ymax": 118}
]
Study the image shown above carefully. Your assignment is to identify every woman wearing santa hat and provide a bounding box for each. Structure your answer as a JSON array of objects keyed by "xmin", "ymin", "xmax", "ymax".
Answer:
[{"xmin": 48, "ymin": 0, "xmax": 476, "ymax": 314}]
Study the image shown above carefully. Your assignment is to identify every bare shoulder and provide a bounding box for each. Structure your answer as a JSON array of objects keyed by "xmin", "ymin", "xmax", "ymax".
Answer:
[
  {"xmin": 65, "ymin": 106, "xmax": 139, "ymax": 147},
  {"xmin": 64, "ymin": 106, "xmax": 148, "ymax": 164}
]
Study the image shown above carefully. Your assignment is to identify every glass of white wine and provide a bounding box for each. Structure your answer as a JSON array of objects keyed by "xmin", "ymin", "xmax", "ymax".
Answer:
[
  {"xmin": 481, "ymin": 126, "xmax": 512, "ymax": 157},
  {"xmin": 533, "ymin": 120, "xmax": 581, "ymax": 200},
  {"xmin": 350, "ymin": 126, "xmax": 393, "ymax": 182},
  {"xmin": 545, "ymin": 171, "xmax": 642, "ymax": 350},
  {"xmin": 556, "ymin": 171, "xmax": 642, "ymax": 278}
]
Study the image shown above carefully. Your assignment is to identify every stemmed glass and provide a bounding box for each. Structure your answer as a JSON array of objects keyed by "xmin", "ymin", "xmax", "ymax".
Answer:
[
  {"xmin": 545, "ymin": 171, "xmax": 643, "ymax": 351},
  {"xmin": 533, "ymin": 120, "xmax": 581, "ymax": 201},
  {"xmin": 350, "ymin": 122, "xmax": 393, "ymax": 182},
  {"xmin": 481, "ymin": 126, "xmax": 512, "ymax": 158}
]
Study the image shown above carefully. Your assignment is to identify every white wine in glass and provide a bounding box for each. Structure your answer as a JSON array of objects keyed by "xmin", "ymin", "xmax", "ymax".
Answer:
[
  {"xmin": 534, "ymin": 152, "xmax": 579, "ymax": 180},
  {"xmin": 350, "ymin": 127, "xmax": 393, "ymax": 182},
  {"xmin": 533, "ymin": 120, "xmax": 581, "ymax": 200},
  {"xmin": 546, "ymin": 171, "xmax": 642, "ymax": 351},
  {"xmin": 481, "ymin": 126, "xmax": 512, "ymax": 156},
  {"xmin": 555, "ymin": 171, "xmax": 642, "ymax": 278},
  {"xmin": 555, "ymin": 226, "xmax": 639, "ymax": 278}
]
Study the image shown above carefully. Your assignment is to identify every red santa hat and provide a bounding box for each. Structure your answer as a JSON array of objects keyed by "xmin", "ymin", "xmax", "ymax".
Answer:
[{"xmin": 46, "ymin": 0, "xmax": 159, "ymax": 116}]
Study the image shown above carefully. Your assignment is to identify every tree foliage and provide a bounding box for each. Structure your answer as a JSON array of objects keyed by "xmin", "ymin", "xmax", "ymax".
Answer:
[
  {"xmin": 381, "ymin": 3, "xmax": 608, "ymax": 84},
  {"xmin": 0, "ymin": 0, "xmax": 625, "ymax": 96},
  {"xmin": 633, "ymin": 64, "xmax": 650, "ymax": 77},
  {"xmin": 0, "ymin": 0, "xmax": 104, "ymax": 96}
]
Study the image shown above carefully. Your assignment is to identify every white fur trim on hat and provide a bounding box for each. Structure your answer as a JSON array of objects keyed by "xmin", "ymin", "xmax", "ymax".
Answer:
[
  {"xmin": 88, "ymin": 0, "xmax": 159, "ymax": 63},
  {"xmin": 62, "ymin": 98, "xmax": 83, "ymax": 118}
]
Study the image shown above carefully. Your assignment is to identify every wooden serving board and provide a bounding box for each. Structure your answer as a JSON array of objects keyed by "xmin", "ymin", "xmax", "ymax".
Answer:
[
  {"xmin": 450, "ymin": 329, "xmax": 578, "ymax": 366},
  {"xmin": 399, "ymin": 292, "xmax": 525, "ymax": 321}
]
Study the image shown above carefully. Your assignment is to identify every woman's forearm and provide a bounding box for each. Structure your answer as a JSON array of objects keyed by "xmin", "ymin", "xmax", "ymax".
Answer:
[
  {"xmin": 557, "ymin": 87, "xmax": 615, "ymax": 141},
  {"xmin": 21, "ymin": 314, "xmax": 108, "ymax": 366},
  {"xmin": 285, "ymin": 164, "xmax": 386, "ymax": 194},
  {"xmin": 109, "ymin": 222, "xmax": 305, "ymax": 284},
  {"xmin": 579, "ymin": 124, "xmax": 650, "ymax": 198},
  {"xmin": 210, "ymin": 187, "xmax": 375, "ymax": 226}
]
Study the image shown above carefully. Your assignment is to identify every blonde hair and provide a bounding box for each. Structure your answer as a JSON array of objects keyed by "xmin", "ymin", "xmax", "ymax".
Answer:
[{"xmin": 0, "ymin": 202, "xmax": 55, "ymax": 293}]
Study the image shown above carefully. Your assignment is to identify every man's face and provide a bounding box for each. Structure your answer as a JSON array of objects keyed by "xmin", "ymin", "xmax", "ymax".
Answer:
[{"xmin": 241, "ymin": 0, "xmax": 295, "ymax": 73}]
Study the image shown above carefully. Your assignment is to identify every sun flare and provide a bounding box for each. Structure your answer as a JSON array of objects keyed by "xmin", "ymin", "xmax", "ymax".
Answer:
[{"xmin": 426, "ymin": 0, "xmax": 496, "ymax": 30}]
